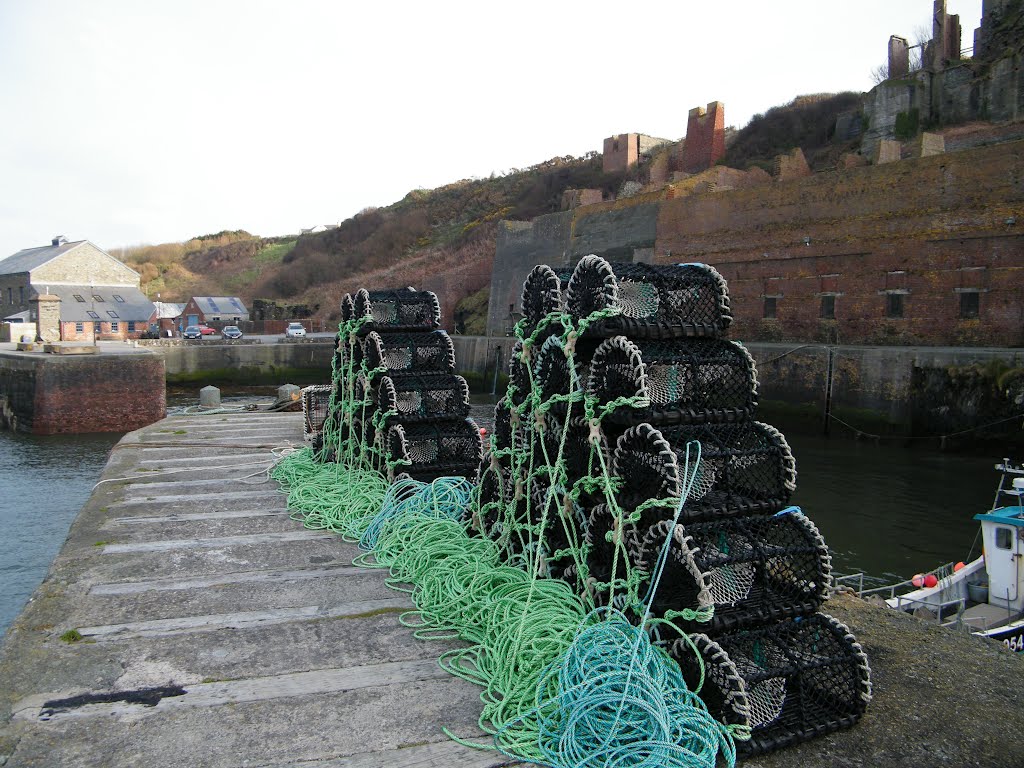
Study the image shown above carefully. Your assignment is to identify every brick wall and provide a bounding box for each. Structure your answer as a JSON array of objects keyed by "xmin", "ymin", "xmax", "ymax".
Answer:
[
  {"xmin": 0, "ymin": 352, "xmax": 165, "ymax": 434},
  {"xmin": 654, "ymin": 140, "xmax": 1024, "ymax": 346}
]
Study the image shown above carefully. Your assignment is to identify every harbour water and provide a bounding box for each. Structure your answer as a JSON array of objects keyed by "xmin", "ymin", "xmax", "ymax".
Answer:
[{"xmin": 0, "ymin": 414, "xmax": 1002, "ymax": 638}]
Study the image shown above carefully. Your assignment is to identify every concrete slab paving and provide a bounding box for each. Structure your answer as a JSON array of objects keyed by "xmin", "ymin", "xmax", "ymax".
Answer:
[{"xmin": 0, "ymin": 411, "xmax": 529, "ymax": 768}]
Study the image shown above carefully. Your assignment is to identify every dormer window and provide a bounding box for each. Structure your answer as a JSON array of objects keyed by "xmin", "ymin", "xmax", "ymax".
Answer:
[
  {"xmin": 113, "ymin": 294, "xmax": 125, "ymax": 302},
  {"xmin": 74, "ymin": 294, "xmax": 86, "ymax": 302},
  {"xmin": 93, "ymin": 294, "xmax": 105, "ymax": 302}
]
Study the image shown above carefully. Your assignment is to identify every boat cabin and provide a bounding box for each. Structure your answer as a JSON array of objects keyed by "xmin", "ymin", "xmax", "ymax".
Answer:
[{"xmin": 974, "ymin": 476, "xmax": 1024, "ymax": 614}]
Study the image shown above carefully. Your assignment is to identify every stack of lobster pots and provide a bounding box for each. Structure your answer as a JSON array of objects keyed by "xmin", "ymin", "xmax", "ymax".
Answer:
[
  {"xmin": 323, "ymin": 288, "xmax": 481, "ymax": 481},
  {"xmin": 477, "ymin": 256, "xmax": 872, "ymax": 757}
]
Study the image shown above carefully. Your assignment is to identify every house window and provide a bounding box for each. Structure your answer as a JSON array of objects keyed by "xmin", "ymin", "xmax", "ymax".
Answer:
[
  {"xmin": 128, "ymin": 321, "xmax": 136, "ymax": 332},
  {"xmin": 75, "ymin": 322, "xmax": 84, "ymax": 333},
  {"xmin": 87, "ymin": 311, "xmax": 100, "ymax": 319},
  {"xmin": 6, "ymin": 288, "xmax": 10, "ymax": 304},
  {"xmin": 960, "ymin": 291, "xmax": 980, "ymax": 319},
  {"xmin": 886, "ymin": 293, "xmax": 904, "ymax": 318},
  {"xmin": 820, "ymin": 295, "xmax": 836, "ymax": 319},
  {"xmin": 19, "ymin": 287, "xmax": 24, "ymax": 303},
  {"xmin": 113, "ymin": 294, "xmax": 125, "ymax": 302},
  {"xmin": 995, "ymin": 527, "xmax": 1012, "ymax": 550},
  {"xmin": 93, "ymin": 294, "xmax": 104, "ymax": 302},
  {"xmin": 94, "ymin": 322, "xmax": 102, "ymax": 334},
  {"xmin": 107, "ymin": 310, "xmax": 119, "ymax": 318},
  {"xmin": 111, "ymin": 321, "xmax": 119, "ymax": 332},
  {"xmin": 763, "ymin": 297, "xmax": 777, "ymax": 319},
  {"xmin": 74, "ymin": 294, "xmax": 86, "ymax": 302}
]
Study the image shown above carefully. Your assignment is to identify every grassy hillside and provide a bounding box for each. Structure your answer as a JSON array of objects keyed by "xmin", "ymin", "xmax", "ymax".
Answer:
[{"xmin": 119, "ymin": 92, "xmax": 870, "ymax": 328}]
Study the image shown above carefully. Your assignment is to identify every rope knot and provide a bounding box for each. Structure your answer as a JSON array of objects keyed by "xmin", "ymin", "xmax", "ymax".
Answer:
[
  {"xmin": 587, "ymin": 418, "xmax": 603, "ymax": 446},
  {"xmin": 563, "ymin": 330, "xmax": 578, "ymax": 356}
]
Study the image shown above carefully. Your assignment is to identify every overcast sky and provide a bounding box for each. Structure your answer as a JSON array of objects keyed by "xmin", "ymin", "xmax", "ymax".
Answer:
[{"xmin": 0, "ymin": 0, "xmax": 983, "ymax": 258}]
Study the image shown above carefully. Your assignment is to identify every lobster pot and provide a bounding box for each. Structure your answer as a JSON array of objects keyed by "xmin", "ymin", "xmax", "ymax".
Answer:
[
  {"xmin": 301, "ymin": 385, "xmax": 333, "ymax": 443},
  {"xmin": 315, "ymin": 417, "xmax": 374, "ymax": 464},
  {"xmin": 473, "ymin": 460, "xmax": 516, "ymax": 539},
  {"xmin": 385, "ymin": 419, "xmax": 483, "ymax": 481},
  {"xmin": 519, "ymin": 264, "xmax": 566, "ymax": 340},
  {"xmin": 612, "ymin": 422, "xmax": 797, "ymax": 524},
  {"xmin": 566, "ymin": 255, "xmax": 732, "ymax": 338},
  {"xmin": 635, "ymin": 509, "xmax": 831, "ymax": 634},
  {"xmin": 328, "ymin": 372, "xmax": 375, "ymax": 431},
  {"xmin": 340, "ymin": 293, "xmax": 355, "ymax": 322},
  {"xmin": 670, "ymin": 614, "xmax": 872, "ymax": 756},
  {"xmin": 508, "ymin": 341, "xmax": 532, "ymax": 408},
  {"xmin": 531, "ymin": 414, "xmax": 610, "ymax": 507},
  {"xmin": 363, "ymin": 331, "xmax": 455, "ymax": 376},
  {"xmin": 377, "ymin": 373, "xmax": 470, "ymax": 424},
  {"xmin": 526, "ymin": 473, "xmax": 587, "ymax": 582},
  {"xmin": 352, "ymin": 288, "xmax": 440, "ymax": 333},
  {"xmin": 534, "ymin": 335, "xmax": 584, "ymax": 415},
  {"xmin": 588, "ymin": 337, "xmax": 758, "ymax": 427}
]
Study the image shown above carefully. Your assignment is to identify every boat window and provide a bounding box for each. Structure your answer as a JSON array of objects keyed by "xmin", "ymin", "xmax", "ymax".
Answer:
[{"xmin": 995, "ymin": 527, "xmax": 1013, "ymax": 550}]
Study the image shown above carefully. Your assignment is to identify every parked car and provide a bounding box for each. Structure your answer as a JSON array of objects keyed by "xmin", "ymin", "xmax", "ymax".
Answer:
[
  {"xmin": 183, "ymin": 325, "xmax": 203, "ymax": 339},
  {"xmin": 199, "ymin": 325, "xmax": 217, "ymax": 336},
  {"xmin": 221, "ymin": 325, "xmax": 243, "ymax": 339},
  {"xmin": 285, "ymin": 322, "xmax": 306, "ymax": 338}
]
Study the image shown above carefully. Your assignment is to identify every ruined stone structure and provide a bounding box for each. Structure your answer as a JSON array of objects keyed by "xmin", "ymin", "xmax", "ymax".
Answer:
[
  {"xmin": 888, "ymin": 35, "xmax": 910, "ymax": 79},
  {"xmin": 681, "ymin": 101, "xmax": 726, "ymax": 173},
  {"xmin": 864, "ymin": 0, "xmax": 1024, "ymax": 155},
  {"xmin": 486, "ymin": 139, "xmax": 1024, "ymax": 347},
  {"xmin": 601, "ymin": 133, "xmax": 670, "ymax": 173}
]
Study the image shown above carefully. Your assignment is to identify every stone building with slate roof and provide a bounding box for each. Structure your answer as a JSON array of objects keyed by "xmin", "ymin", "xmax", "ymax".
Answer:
[{"xmin": 0, "ymin": 236, "xmax": 155, "ymax": 341}]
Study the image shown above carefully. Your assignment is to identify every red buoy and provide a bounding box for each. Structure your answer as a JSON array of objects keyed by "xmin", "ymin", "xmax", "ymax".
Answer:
[
  {"xmin": 953, "ymin": 561, "xmax": 966, "ymax": 572},
  {"xmin": 911, "ymin": 574, "xmax": 925, "ymax": 587},
  {"xmin": 923, "ymin": 573, "xmax": 939, "ymax": 589}
]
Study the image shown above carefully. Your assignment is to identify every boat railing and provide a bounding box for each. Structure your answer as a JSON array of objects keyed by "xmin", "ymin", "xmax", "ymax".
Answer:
[
  {"xmin": 833, "ymin": 561, "xmax": 959, "ymax": 601},
  {"xmin": 890, "ymin": 594, "xmax": 966, "ymax": 624}
]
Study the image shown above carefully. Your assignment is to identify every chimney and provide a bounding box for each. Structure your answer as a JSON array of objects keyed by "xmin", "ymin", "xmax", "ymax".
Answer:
[{"xmin": 51, "ymin": 235, "xmax": 67, "ymax": 246}]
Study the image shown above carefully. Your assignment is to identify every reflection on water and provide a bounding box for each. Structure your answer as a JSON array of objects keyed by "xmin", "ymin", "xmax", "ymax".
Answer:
[
  {"xmin": 786, "ymin": 432, "xmax": 994, "ymax": 583},
  {"xmin": 0, "ymin": 430, "xmax": 121, "ymax": 637}
]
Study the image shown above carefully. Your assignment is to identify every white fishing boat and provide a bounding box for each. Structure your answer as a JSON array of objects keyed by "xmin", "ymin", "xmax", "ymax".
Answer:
[{"xmin": 844, "ymin": 459, "xmax": 1024, "ymax": 653}]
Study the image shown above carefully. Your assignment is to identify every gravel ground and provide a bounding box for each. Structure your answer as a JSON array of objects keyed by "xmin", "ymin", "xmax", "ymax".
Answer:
[{"xmin": 745, "ymin": 592, "xmax": 1024, "ymax": 768}]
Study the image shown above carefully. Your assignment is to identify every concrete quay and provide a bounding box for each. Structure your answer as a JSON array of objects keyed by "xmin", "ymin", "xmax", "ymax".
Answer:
[
  {"xmin": 0, "ymin": 411, "xmax": 518, "ymax": 767},
  {"xmin": 1, "ymin": 410, "xmax": 1022, "ymax": 767}
]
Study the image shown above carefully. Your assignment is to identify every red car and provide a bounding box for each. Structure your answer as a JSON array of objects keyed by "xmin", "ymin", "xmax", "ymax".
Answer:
[{"xmin": 199, "ymin": 325, "xmax": 217, "ymax": 335}]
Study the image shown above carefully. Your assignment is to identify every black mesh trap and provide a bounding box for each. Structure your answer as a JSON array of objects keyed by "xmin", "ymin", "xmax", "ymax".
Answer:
[
  {"xmin": 520, "ymin": 264, "xmax": 565, "ymax": 339},
  {"xmin": 301, "ymin": 385, "xmax": 333, "ymax": 443},
  {"xmin": 635, "ymin": 509, "xmax": 831, "ymax": 634},
  {"xmin": 362, "ymin": 330, "xmax": 456, "ymax": 376},
  {"xmin": 588, "ymin": 336, "xmax": 758, "ymax": 426},
  {"xmin": 612, "ymin": 422, "xmax": 797, "ymax": 523},
  {"xmin": 507, "ymin": 341, "xmax": 532, "ymax": 408},
  {"xmin": 352, "ymin": 288, "xmax": 441, "ymax": 333},
  {"xmin": 670, "ymin": 613, "xmax": 872, "ymax": 756},
  {"xmin": 340, "ymin": 293, "xmax": 355, "ymax": 323},
  {"xmin": 566, "ymin": 255, "xmax": 732, "ymax": 338},
  {"xmin": 527, "ymin": 473, "xmax": 587, "ymax": 582},
  {"xmin": 533, "ymin": 335, "xmax": 584, "ymax": 414},
  {"xmin": 377, "ymin": 372, "xmax": 470, "ymax": 423},
  {"xmin": 385, "ymin": 418, "xmax": 483, "ymax": 481}
]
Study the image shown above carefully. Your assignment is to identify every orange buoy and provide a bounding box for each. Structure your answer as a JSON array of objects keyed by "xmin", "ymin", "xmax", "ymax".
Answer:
[
  {"xmin": 911, "ymin": 574, "xmax": 925, "ymax": 587},
  {"xmin": 923, "ymin": 573, "xmax": 939, "ymax": 589},
  {"xmin": 953, "ymin": 561, "xmax": 966, "ymax": 572}
]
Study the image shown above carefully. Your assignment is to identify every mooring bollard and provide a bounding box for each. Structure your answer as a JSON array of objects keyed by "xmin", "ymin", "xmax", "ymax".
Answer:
[{"xmin": 199, "ymin": 385, "xmax": 221, "ymax": 408}]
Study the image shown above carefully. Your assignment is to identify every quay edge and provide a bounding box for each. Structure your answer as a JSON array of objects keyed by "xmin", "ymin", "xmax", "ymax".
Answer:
[{"xmin": 0, "ymin": 410, "xmax": 1020, "ymax": 767}]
